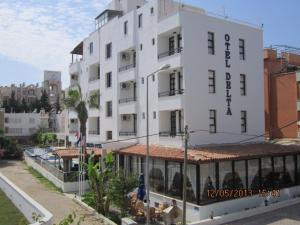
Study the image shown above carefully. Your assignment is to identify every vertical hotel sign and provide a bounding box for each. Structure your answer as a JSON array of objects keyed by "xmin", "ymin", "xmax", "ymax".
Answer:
[{"xmin": 225, "ymin": 34, "xmax": 232, "ymax": 116}]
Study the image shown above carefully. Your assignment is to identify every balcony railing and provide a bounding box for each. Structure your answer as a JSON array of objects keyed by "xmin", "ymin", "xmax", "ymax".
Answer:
[
  {"xmin": 159, "ymin": 131, "xmax": 184, "ymax": 137},
  {"xmin": 119, "ymin": 63, "xmax": 135, "ymax": 72},
  {"xmin": 89, "ymin": 76, "xmax": 100, "ymax": 82},
  {"xmin": 158, "ymin": 89, "xmax": 184, "ymax": 97},
  {"xmin": 119, "ymin": 97, "xmax": 137, "ymax": 104},
  {"xmin": 119, "ymin": 131, "xmax": 137, "ymax": 136},
  {"xmin": 158, "ymin": 47, "xmax": 183, "ymax": 59},
  {"xmin": 89, "ymin": 130, "xmax": 100, "ymax": 135}
]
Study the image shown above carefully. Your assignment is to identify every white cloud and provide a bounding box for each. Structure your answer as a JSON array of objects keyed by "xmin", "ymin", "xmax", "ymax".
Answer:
[{"xmin": 0, "ymin": 0, "xmax": 109, "ymax": 88}]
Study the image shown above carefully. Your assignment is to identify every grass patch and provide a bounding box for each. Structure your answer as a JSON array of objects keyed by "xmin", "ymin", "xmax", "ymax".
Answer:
[
  {"xmin": 0, "ymin": 189, "xmax": 28, "ymax": 225},
  {"xmin": 25, "ymin": 165, "xmax": 63, "ymax": 193}
]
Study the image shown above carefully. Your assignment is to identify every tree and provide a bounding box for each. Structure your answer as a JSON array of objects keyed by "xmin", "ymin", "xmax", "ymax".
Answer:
[
  {"xmin": 8, "ymin": 91, "xmax": 17, "ymax": 113},
  {"xmin": 41, "ymin": 90, "xmax": 51, "ymax": 112},
  {"xmin": 2, "ymin": 99, "xmax": 9, "ymax": 113},
  {"xmin": 108, "ymin": 170, "xmax": 138, "ymax": 217},
  {"xmin": 85, "ymin": 152, "xmax": 114, "ymax": 216}
]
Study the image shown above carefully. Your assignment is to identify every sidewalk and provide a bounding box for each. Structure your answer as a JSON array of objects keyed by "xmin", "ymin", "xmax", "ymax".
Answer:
[{"xmin": 0, "ymin": 160, "xmax": 108, "ymax": 225}]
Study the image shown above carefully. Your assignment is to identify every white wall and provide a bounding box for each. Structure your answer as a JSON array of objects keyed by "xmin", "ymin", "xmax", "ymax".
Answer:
[{"xmin": 0, "ymin": 173, "xmax": 53, "ymax": 225}]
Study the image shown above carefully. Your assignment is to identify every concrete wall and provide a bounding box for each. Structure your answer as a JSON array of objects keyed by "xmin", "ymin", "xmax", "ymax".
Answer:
[
  {"xmin": 25, "ymin": 155, "xmax": 89, "ymax": 193},
  {"xmin": 0, "ymin": 173, "xmax": 53, "ymax": 225}
]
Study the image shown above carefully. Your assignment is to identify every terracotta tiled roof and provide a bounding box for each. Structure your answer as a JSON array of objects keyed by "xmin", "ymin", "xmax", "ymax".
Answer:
[
  {"xmin": 53, "ymin": 148, "xmax": 102, "ymax": 159},
  {"xmin": 117, "ymin": 143, "xmax": 300, "ymax": 163}
]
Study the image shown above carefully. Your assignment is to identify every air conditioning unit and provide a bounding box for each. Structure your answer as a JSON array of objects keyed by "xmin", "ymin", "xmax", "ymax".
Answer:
[
  {"xmin": 121, "ymin": 53, "xmax": 130, "ymax": 61},
  {"xmin": 122, "ymin": 115, "xmax": 131, "ymax": 121},
  {"xmin": 121, "ymin": 82, "xmax": 130, "ymax": 89}
]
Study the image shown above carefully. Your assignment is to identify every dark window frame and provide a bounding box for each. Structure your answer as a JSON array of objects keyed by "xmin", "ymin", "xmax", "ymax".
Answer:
[
  {"xmin": 106, "ymin": 72, "xmax": 112, "ymax": 88},
  {"xmin": 106, "ymin": 42, "xmax": 112, "ymax": 59},
  {"xmin": 239, "ymin": 39, "xmax": 245, "ymax": 60},
  {"xmin": 208, "ymin": 32, "xmax": 215, "ymax": 55},
  {"xmin": 240, "ymin": 74, "xmax": 246, "ymax": 96},
  {"xmin": 241, "ymin": 110, "xmax": 247, "ymax": 133},
  {"xmin": 89, "ymin": 42, "xmax": 93, "ymax": 55},
  {"xmin": 124, "ymin": 21, "xmax": 128, "ymax": 35},
  {"xmin": 138, "ymin": 14, "xmax": 143, "ymax": 28},
  {"xmin": 209, "ymin": 109, "xmax": 217, "ymax": 133},
  {"xmin": 106, "ymin": 101, "xmax": 112, "ymax": 117},
  {"xmin": 208, "ymin": 70, "xmax": 216, "ymax": 94},
  {"xmin": 106, "ymin": 131, "xmax": 112, "ymax": 140}
]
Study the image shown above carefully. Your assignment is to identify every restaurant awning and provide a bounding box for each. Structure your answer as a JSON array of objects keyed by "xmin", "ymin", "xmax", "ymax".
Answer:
[{"xmin": 53, "ymin": 148, "xmax": 103, "ymax": 160}]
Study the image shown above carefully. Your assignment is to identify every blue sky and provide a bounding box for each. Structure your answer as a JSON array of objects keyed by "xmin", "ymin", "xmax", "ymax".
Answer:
[{"xmin": 0, "ymin": 0, "xmax": 299, "ymax": 88}]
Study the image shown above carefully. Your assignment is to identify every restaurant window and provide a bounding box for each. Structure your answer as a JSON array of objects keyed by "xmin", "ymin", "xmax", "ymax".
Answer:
[
  {"xmin": 208, "ymin": 32, "xmax": 215, "ymax": 55},
  {"xmin": 209, "ymin": 109, "xmax": 217, "ymax": 133},
  {"xmin": 200, "ymin": 163, "xmax": 216, "ymax": 203},
  {"xmin": 234, "ymin": 160, "xmax": 246, "ymax": 189},
  {"xmin": 285, "ymin": 156, "xmax": 295, "ymax": 187},
  {"xmin": 106, "ymin": 42, "xmax": 112, "ymax": 59},
  {"xmin": 248, "ymin": 159, "xmax": 260, "ymax": 191},
  {"xmin": 186, "ymin": 164, "xmax": 197, "ymax": 203},
  {"xmin": 208, "ymin": 70, "xmax": 216, "ymax": 94},
  {"xmin": 241, "ymin": 111, "xmax": 247, "ymax": 133},
  {"xmin": 240, "ymin": 74, "xmax": 246, "ymax": 96},
  {"xmin": 261, "ymin": 157, "xmax": 273, "ymax": 190},
  {"xmin": 219, "ymin": 161, "xmax": 234, "ymax": 190},
  {"xmin": 239, "ymin": 39, "xmax": 245, "ymax": 60},
  {"xmin": 167, "ymin": 161, "xmax": 182, "ymax": 199},
  {"xmin": 149, "ymin": 159, "xmax": 165, "ymax": 194}
]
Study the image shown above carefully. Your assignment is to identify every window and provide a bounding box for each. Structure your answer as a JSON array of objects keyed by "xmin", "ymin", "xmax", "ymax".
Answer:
[
  {"xmin": 153, "ymin": 111, "xmax": 156, "ymax": 119},
  {"xmin": 209, "ymin": 109, "xmax": 216, "ymax": 133},
  {"xmin": 141, "ymin": 77, "xmax": 144, "ymax": 84},
  {"xmin": 149, "ymin": 159, "xmax": 165, "ymax": 193},
  {"xmin": 234, "ymin": 161, "xmax": 246, "ymax": 189},
  {"xmin": 140, "ymin": 44, "xmax": 143, "ymax": 51},
  {"xmin": 89, "ymin": 42, "xmax": 93, "ymax": 54},
  {"xmin": 239, "ymin": 39, "xmax": 245, "ymax": 60},
  {"xmin": 142, "ymin": 112, "xmax": 145, "ymax": 119},
  {"xmin": 240, "ymin": 74, "xmax": 246, "ymax": 96},
  {"xmin": 124, "ymin": 21, "xmax": 128, "ymax": 35},
  {"xmin": 167, "ymin": 161, "xmax": 182, "ymax": 199},
  {"xmin": 200, "ymin": 163, "xmax": 216, "ymax": 202},
  {"xmin": 208, "ymin": 32, "xmax": 215, "ymax": 55},
  {"xmin": 241, "ymin": 111, "xmax": 247, "ymax": 133},
  {"xmin": 150, "ymin": 7, "xmax": 154, "ymax": 14},
  {"xmin": 138, "ymin": 14, "xmax": 142, "ymax": 28},
  {"xmin": 248, "ymin": 159, "xmax": 259, "ymax": 191},
  {"xmin": 219, "ymin": 161, "xmax": 234, "ymax": 189},
  {"xmin": 284, "ymin": 156, "xmax": 295, "ymax": 186},
  {"xmin": 152, "ymin": 74, "xmax": 155, "ymax": 82},
  {"xmin": 106, "ymin": 101, "xmax": 112, "ymax": 117},
  {"xmin": 261, "ymin": 157, "xmax": 272, "ymax": 190},
  {"xmin": 106, "ymin": 72, "xmax": 112, "ymax": 88},
  {"xmin": 106, "ymin": 131, "xmax": 112, "ymax": 140},
  {"xmin": 152, "ymin": 38, "xmax": 155, "ymax": 45},
  {"xmin": 208, "ymin": 70, "xmax": 216, "ymax": 93},
  {"xmin": 106, "ymin": 43, "xmax": 112, "ymax": 59}
]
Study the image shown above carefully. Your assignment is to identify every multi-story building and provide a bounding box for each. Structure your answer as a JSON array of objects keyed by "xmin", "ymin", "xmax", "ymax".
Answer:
[
  {"xmin": 0, "ymin": 108, "xmax": 4, "ymax": 132},
  {"xmin": 4, "ymin": 110, "xmax": 49, "ymax": 138},
  {"xmin": 264, "ymin": 46, "xmax": 300, "ymax": 139},
  {"xmin": 68, "ymin": 0, "xmax": 264, "ymax": 148}
]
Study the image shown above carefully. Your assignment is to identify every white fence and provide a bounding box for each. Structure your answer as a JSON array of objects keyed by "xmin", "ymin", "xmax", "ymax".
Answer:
[{"xmin": 0, "ymin": 173, "xmax": 53, "ymax": 225}]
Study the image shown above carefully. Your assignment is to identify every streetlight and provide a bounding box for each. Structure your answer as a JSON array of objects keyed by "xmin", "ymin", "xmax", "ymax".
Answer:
[{"xmin": 145, "ymin": 64, "xmax": 170, "ymax": 225}]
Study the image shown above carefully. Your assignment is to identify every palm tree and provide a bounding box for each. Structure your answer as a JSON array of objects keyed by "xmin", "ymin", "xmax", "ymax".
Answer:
[{"xmin": 64, "ymin": 84, "xmax": 99, "ymax": 147}]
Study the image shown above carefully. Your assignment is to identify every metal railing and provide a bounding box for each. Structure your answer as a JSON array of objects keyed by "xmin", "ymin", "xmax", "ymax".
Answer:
[
  {"xmin": 159, "ymin": 131, "xmax": 184, "ymax": 137},
  {"xmin": 89, "ymin": 130, "xmax": 100, "ymax": 135},
  {"xmin": 158, "ymin": 47, "xmax": 183, "ymax": 59},
  {"xmin": 158, "ymin": 89, "xmax": 184, "ymax": 97},
  {"xmin": 118, "ymin": 63, "xmax": 136, "ymax": 72},
  {"xmin": 119, "ymin": 131, "xmax": 137, "ymax": 136},
  {"xmin": 119, "ymin": 97, "xmax": 137, "ymax": 104},
  {"xmin": 89, "ymin": 76, "xmax": 100, "ymax": 82}
]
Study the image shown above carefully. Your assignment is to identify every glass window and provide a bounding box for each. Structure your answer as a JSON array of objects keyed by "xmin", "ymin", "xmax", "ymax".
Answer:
[
  {"xmin": 167, "ymin": 161, "xmax": 182, "ymax": 199},
  {"xmin": 261, "ymin": 157, "xmax": 273, "ymax": 190},
  {"xmin": 208, "ymin": 32, "xmax": 215, "ymax": 55},
  {"xmin": 248, "ymin": 159, "xmax": 259, "ymax": 191},
  {"xmin": 149, "ymin": 159, "xmax": 165, "ymax": 194},
  {"xmin": 89, "ymin": 42, "xmax": 93, "ymax": 54},
  {"xmin": 219, "ymin": 161, "xmax": 234, "ymax": 189},
  {"xmin": 106, "ymin": 130, "xmax": 112, "ymax": 140},
  {"xmin": 208, "ymin": 70, "xmax": 216, "ymax": 94},
  {"xmin": 239, "ymin": 39, "xmax": 245, "ymax": 60},
  {"xmin": 124, "ymin": 21, "xmax": 128, "ymax": 35},
  {"xmin": 150, "ymin": 7, "xmax": 154, "ymax": 14},
  {"xmin": 285, "ymin": 155, "xmax": 295, "ymax": 186},
  {"xmin": 106, "ymin": 72, "xmax": 112, "ymax": 88},
  {"xmin": 186, "ymin": 164, "xmax": 197, "ymax": 203},
  {"xmin": 106, "ymin": 101, "xmax": 112, "ymax": 117},
  {"xmin": 234, "ymin": 160, "xmax": 246, "ymax": 189},
  {"xmin": 138, "ymin": 14, "xmax": 142, "ymax": 28},
  {"xmin": 200, "ymin": 163, "xmax": 216, "ymax": 203},
  {"xmin": 240, "ymin": 74, "xmax": 246, "ymax": 96},
  {"xmin": 209, "ymin": 109, "xmax": 216, "ymax": 133},
  {"xmin": 106, "ymin": 43, "xmax": 112, "ymax": 59},
  {"xmin": 241, "ymin": 111, "xmax": 247, "ymax": 133},
  {"xmin": 298, "ymin": 155, "xmax": 300, "ymax": 184}
]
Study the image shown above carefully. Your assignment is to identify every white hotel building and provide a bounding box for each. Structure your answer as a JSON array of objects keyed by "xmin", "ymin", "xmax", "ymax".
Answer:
[{"xmin": 68, "ymin": 0, "xmax": 264, "ymax": 148}]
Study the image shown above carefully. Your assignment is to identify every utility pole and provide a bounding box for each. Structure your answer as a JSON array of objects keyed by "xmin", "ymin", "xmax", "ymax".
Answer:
[{"xmin": 182, "ymin": 125, "xmax": 189, "ymax": 225}]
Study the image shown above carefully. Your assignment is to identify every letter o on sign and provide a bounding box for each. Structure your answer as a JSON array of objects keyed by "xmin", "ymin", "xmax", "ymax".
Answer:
[{"xmin": 225, "ymin": 34, "xmax": 230, "ymax": 41}]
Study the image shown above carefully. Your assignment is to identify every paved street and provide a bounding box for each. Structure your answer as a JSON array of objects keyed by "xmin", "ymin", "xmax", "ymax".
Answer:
[
  {"xmin": 0, "ymin": 160, "xmax": 108, "ymax": 225},
  {"xmin": 222, "ymin": 202, "xmax": 300, "ymax": 225}
]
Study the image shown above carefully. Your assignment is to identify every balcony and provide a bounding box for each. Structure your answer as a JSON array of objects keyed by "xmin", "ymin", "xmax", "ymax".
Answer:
[
  {"xmin": 88, "ymin": 117, "xmax": 100, "ymax": 137},
  {"xmin": 119, "ymin": 114, "xmax": 137, "ymax": 137},
  {"xmin": 69, "ymin": 61, "xmax": 81, "ymax": 75},
  {"xmin": 119, "ymin": 131, "xmax": 137, "ymax": 136},
  {"xmin": 70, "ymin": 74, "xmax": 79, "ymax": 87},
  {"xmin": 158, "ymin": 89, "xmax": 184, "ymax": 97},
  {"xmin": 159, "ymin": 131, "xmax": 183, "ymax": 137},
  {"xmin": 119, "ymin": 97, "xmax": 137, "ymax": 104},
  {"xmin": 119, "ymin": 63, "xmax": 135, "ymax": 73},
  {"xmin": 118, "ymin": 49, "xmax": 136, "ymax": 82},
  {"xmin": 158, "ymin": 47, "xmax": 183, "ymax": 60},
  {"xmin": 88, "ymin": 64, "xmax": 100, "ymax": 87}
]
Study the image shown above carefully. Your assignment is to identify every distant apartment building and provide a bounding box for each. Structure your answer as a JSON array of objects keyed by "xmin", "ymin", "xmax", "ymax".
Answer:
[
  {"xmin": 264, "ymin": 46, "xmax": 300, "ymax": 139},
  {"xmin": 0, "ymin": 108, "xmax": 4, "ymax": 132},
  {"xmin": 0, "ymin": 70, "xmax": 62, "ymax": 108},
  {"xmin": 68, "ymin": 0, "xmax": 264, "ymax": 147},
  {"xmin": 4, "ymin": 110, "xmax": 49, "ymax": 138}
]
